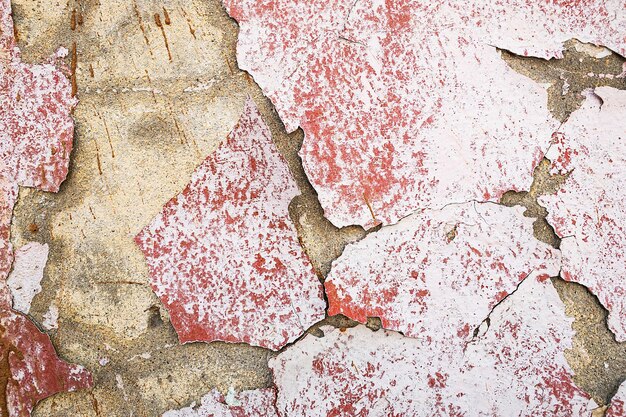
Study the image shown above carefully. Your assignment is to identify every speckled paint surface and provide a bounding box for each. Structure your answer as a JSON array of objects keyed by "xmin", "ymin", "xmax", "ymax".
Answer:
[
  {"xmin": 162, "ymin": 388, "xmax": 278, "ymax": 417},
  {"xmin": 135, "ymin": 98, "xmax": 326, "ymax": 350},
  {"xmin": 325, "ymin": 202, "xmax": 560, "ymax": 344},
  {"xmin": 223, "ymin": 0, "xmax": 625, "ymax": 229},
  {"xmin": 271, "ymin": 277, "xmax": 594, "ymax": 416},
  {"xmin": 540, "ymin": 87, "xmax": 626, "ymax": 341}
]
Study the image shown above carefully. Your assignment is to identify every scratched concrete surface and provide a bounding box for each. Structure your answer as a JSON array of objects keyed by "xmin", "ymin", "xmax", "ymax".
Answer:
[{"xmin": 5, "ymin": 0, "xmax": 626, "ymax": 415}]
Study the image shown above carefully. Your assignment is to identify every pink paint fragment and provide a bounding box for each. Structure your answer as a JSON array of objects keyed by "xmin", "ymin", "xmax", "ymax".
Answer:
[
  {"xmin": 223, "ymin": 0, "xmax": 624, "ymax": 229},
  {"xmin": 271, "ymin": 276, "xmax": 595, "ymax": 416},
  {"xmin": 325, "ymin": 202, "xmax": 560, "ymax": 347},
  {"xmin": 0, "ymin": 3, "xmax": 92, "ymax": 416},
  {"xmin": 135, "ymin": 98, "xmax": 325, "ymax": 350},
  {"xmin": 607, "ymin": 381, "xmax": 626, "ymax": 417},
  {"xmin": 1, "ymin": 0, "xmax": 76, "ymax": 291},
  {"xmin": 539, "ymin": 87, "xmax": 626, "ymax": 341},
  {"xmin": 162, "ymin": 388, "xmax": 278, "ymax": 417}
]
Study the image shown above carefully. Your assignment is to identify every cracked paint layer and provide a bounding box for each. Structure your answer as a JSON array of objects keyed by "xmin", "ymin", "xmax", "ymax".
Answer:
[
  {"xmin": 540, "ymin": 87, "xmax": 626, "ymax": 341},
  {"xmin": 162, "ymin": 388, "xmax": 278, "ymax": 417},
  {"xmin": 607, "ymin": 381, "xmax": 626, "ymax": 417},
  {"xmin": 223, "ymin": 0, "xmax": 625, "ymax": 229},
  {"xmin": 135, "ymin": 98, "xmax": 325, "ymax": 350},
  {"xmin": 271, "ymin": 276, "xmax": 594, "ymax": 416},
  {"xmin": 0, "ymin": 2, "xmax": 92, "ymax": 416},
  {"xmin": 6, "ymin": 242, "xmax": 48, "ymax": 314},
  {"xmin": 1, "ymin": 0, "xmax": 76, "ymax": 288},
  {"xmin": 325, "ymin": 202, "xmax": 561, "ymax": 346}
]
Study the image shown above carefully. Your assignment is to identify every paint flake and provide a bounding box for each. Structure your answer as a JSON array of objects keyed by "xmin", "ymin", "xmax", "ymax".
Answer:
[
  {"xmin": 271, "ymin": 277, "xmax": 595, "ymax": 416},
  {"xmin": 223, "ymin": 0, "xmax": 625, "ymax": 229},
  {"xmin": 135, "ymin": 98, "xmax": 326, "ymax": 350},
  {"xmin": 6, "ymin": 242, "xmax": 49, "ymax": 314},
  {"xmin": 607, "ymin": 380, "xmax": 626, "ymax": 417},
  {"xmin": 162, "ymin": 388, "xmax": 279, "ymax": 417},
  {"xmin": 325, "ymin": 202, "xmax": 561, "ymax": 345},
  {"xmin": 0, "ymin": 308, "xmax": 93, "ymax": 417},
  {"xmin": 539, "ymin": 87, "xmax": 626, "ymax": 341}
]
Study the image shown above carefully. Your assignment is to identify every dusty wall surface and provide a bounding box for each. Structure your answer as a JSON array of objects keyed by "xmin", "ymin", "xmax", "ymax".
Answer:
[{"xmin": 3, "ymin": 0, "xmax": 626, "ymax": 415}]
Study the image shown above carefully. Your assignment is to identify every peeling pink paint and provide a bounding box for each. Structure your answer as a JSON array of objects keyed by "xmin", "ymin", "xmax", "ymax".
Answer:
[
  {"xmin": 0, "ymin": 308, "xmax": 93, "ymax": 417},
  {"xmin": 223, "ymin": 0, "xmax": 624, "ymax": 229},
  {"xmin": 325, "ymin": 202, "xmax": 560, "ymax": 346},
  {"xmin": 607, "ymin": 381, "xmax": 626, "ymax": 417},
  {"xmin": 271, "ymin": 276, "xmax": 595, "ymax": 416},
  {"xmin": 135, "ymin": 98, "xmax": 325, "ymax": 350},
  {"xmin": 162, "ymin": 388, "xmax": 279, "ymax": 417},
  {"xmin": 1, "ymin": 0, "xmax": 76, "ymax": 291},
  {"xmin": 540, "ymin": 87, "xmax": 626, "ymax": 341},
  {"xmin": 0, "ymin": 3, "xmax": 92, "ymax": 416}
]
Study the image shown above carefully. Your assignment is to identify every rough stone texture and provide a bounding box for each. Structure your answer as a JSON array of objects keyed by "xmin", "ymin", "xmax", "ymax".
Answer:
[
  {"xmin": 326, "ymin": 202, "xmax": 560, "ymax": 346},
  {"xmin": 4, "ymin": 0, "xmax": 626, "ymax": 415},
  {"xmin": 222, "ymin": 0, "xmax": 625, "ymax": 230},
  {"xmin": 162, "ymin": 388, "xmax": 278, "ymax": 417},
  {"xmin": 7, "ymin": 241, "xmax": 48, "ymax": 314},
  {"xmin": 135, "ymin": 98, "xmax": 325, "ymax": 350},
  {"xmin": 271, "ymin": 277, "xmax": 594, "ymax": 416}
]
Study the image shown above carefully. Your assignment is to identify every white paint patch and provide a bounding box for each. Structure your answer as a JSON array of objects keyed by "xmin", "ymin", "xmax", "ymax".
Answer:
[
  {"xmin": 42, "ymin": 302, "xmax": 59, "ymax": 330},
  {"xmin": 6, "ymin": 242, "xmax": 49, "ymax": 314},
  {"xmin": 162, "ymin": 388, "xmax": 278, "ymax": 417}
]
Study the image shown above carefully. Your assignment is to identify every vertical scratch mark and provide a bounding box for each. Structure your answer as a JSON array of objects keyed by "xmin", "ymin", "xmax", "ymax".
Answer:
[
  {"xmin": 132, "ymin": 0, "xmax": 154, "ymax": 58},
  {"xmin": 154, "ymin": 14, "xmax": 172, "ymax": 62},
  {"xmin": 70, "ymin": 42, "xmax": 78, "ymax": 97},
  {"xmin": 70, "ymin": 9, "xmax": 77, "ymax": 30},
  {"xmin": 101, "ymin": 115, "xmax": 115, "ymax": 158},
  {"xmin": 93, "ymin": 138, "xmax": 103, "ymax": 175},
  {"xmin": 179, "ymin": 7, "xmax": 197, "ymax": 39}
]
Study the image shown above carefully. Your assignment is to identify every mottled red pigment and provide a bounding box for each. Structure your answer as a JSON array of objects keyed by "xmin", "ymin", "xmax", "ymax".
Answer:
[
  {"xmin": 223, "ymin": 0, "xmax": 625, "ymax": 229},
  {"xmin": 136, "ymin": 98, "xmax": 325, "ymax": 350}
]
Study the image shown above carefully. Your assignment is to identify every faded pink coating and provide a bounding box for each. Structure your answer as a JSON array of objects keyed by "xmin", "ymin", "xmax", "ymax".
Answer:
[
  {"xmin": 540, "ymin": 87, "xmax": 626, "ymax": 341},
  {"xmin": 222, "ymin": 0, "xmax": 625, "ymax": 229},
  {"xmin": 1, "ymin": 0, "xmax": 76, "ymax": 288},
  {"xmin": 135, "ymin": 98, "xmax": 326, "ymax": 350},
  {"xmin": 0, "ymin": 2, "xmax": 91, "ymax": 416},
  {"xmin": 607, "ymin": 381, "xmax": 626, "ymax": 417},
  {"xmin": 270, "ymin": 277, "xmax": 595, "ymax": 416},
  {"xmin": 162, "ymin": 388, "xmax": 279, "ymax": 417},
  {"xmin": 0, "ymin": 308, "xmax": 93, "ymax": 417},
  {"xmin": 325, "ymin": 202, "xmax": 561, "ymax": 346}
]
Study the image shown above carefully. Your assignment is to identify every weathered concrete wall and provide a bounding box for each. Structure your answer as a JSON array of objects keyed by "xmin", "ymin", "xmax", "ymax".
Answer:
[{"xmin": 3, "ymin": 0, "xmax": 626, "ymax": 415}]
